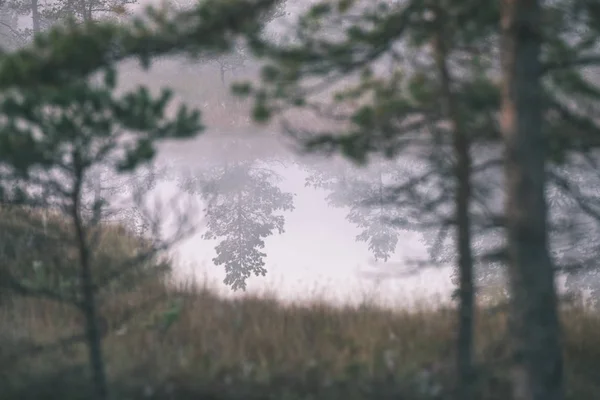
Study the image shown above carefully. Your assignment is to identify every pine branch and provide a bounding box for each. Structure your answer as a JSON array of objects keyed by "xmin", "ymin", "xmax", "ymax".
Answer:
[{"xmin": 543, "ymin": 55, "xmax": 600, "ymax": 74}]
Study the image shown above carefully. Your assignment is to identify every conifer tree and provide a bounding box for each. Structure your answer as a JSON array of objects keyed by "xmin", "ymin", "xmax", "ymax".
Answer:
[{"xmin": 0, "ymin": 2, "xmax": 283, "ymax": 397}]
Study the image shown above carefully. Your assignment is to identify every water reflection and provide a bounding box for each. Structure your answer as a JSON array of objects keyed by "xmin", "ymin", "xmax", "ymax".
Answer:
[{"xmin": 146, "ymin": 138, "xmax": 454, "ymax": 308}]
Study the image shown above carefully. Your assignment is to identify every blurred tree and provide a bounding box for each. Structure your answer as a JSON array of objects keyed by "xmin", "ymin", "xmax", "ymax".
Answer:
[
  {"xmin": 0, "ymin": 3, "xmax": 26, "ymax": 49},
  {"xmin": 231, "ymin": 1, "xmax": 598, "ymax": 399},
  {"xmin": 199, "ymin": 0, "xmax": 287, "ymax": 86},
  {"xmin": 247, "ymin": 2, "xmax": 499, "ymax": 396},
  {"xmin": 305, "ymin": 157, "xmax": 428, "ymax": 263},
  {"xmin": 0, "ymin": 52, "xmax": 201, "ymax": 399},
  {"xmin": 540, "ymin": 0, "xmax": 600, "ymax": 313},
  {"xmin": 0, "ymin": 0, "xmax": 300, "ymax": 303},
  {"xmin": 179, "ymin": 140, "xmax": 295, "ymax": 291},
  {"xmin": 547, "ymin": 156, "xmax": 600, "ymax": 309},
  {"xmin": 6, "ymin": 0, "xmax": 137, "ymax": 36}
]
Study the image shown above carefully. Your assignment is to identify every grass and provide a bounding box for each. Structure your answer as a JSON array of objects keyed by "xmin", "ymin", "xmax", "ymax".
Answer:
[
  {"xmin": 2, "ymin": 275, "xmax": 600, "ymax": 400},
  {"xmin": 1, "ymin": 207, "xmax": 600, "ymax": 400}
]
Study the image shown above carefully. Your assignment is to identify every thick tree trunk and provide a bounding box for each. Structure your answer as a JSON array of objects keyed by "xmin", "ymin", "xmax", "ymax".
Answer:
[
  {"xmin": 500, "ymin": 1, "xmax": 564, "ymax": 400},
  {"xmin": 432, "ymin": 14, "xmax": 476, "ymax": 400}
]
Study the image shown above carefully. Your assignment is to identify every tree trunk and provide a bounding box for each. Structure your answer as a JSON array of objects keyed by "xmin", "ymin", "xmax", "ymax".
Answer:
[
  {"xmin": 72, "ymin": 160, "xmax": 110, "ymax": 400},
  {"xmin": 500, "ymin": 1, "xmax": 564, "ymax": 400},
  {"xmin": 432, "ymin": 10, "xmax": 476, "ymax": 400},
  {"xmin": 30, "ymin": 0, "xmax": 40, "ymax": 34},
  {"xmin": 80, "ymin": 0, "xmax": 93, "ymax": 22}
]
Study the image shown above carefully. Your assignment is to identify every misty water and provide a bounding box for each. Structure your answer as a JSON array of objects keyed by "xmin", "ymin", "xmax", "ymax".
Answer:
[
  {"xmin": 85, "ymin": 46, "xmax": 462, "ymax": 309},
  {"xmin": 149, "ymin": 143, "xmax": 454, "ymax": 308},
  {"xmin": 106, "ymin": 54, "xmax": 585, "ymax": 309},
  {"xmin": 46, "ymin": 0, "xmax": 594, "ymax": 308},
  {"xmin": 5, "ymin": 0, "xmax": 460, "ymax": 309}
]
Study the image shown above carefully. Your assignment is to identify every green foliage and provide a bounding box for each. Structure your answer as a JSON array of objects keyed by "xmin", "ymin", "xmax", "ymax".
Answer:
[
  {"xmin": 0, "ymin": 21, "xmax": 202, "ymax": 399},
  {"xmin": 0, "ymin": 0, "xmax": 287, "ymax": 90},
  {"xmin": 0, "ymin": 0, "xmax": 299, "ymax": 304},
  {"xmin": 0, "ymin": 72, "xmax": 201, "ymax": 205},
  {"xmin": 0, "ymin": 47, "xmax": 191, "ymax": 392}
]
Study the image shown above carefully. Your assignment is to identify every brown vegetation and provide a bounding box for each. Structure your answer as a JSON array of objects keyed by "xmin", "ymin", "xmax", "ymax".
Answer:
[{"xmin": 2, "ymin": 269, "xmax": 599, "ymax": 400}]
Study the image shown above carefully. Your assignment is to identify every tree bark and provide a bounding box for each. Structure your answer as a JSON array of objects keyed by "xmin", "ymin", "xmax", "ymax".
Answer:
[
  {"xmin": 79, "ymin": 0, "xmax": 92, "ymax": 22},
  {"xmin": 432, "ymin": 9, "xmax": 476, "ymax": 400},
  {"xmin": 500, "ymin": 1, "xmax": 564, "ymax": 399},
  {"xmin": 72, "ymin": 153, "xmax": 110, "ymax": 400}
]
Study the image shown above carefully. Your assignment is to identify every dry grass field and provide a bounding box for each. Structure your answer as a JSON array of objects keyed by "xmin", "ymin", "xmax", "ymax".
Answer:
[{"xmin": 2, "ymin": 261, "xmax": 600, "ymax": 399}]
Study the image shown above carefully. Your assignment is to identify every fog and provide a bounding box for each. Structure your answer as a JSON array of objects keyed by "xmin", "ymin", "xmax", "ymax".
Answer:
[
  {"xmin": 0, "ymin": 0, "xmax": 458, "ymax": 309},
  {"xmin": 88, "ymin": 0, "xmax": 462, "ymax": 306},
  {"xmin": 5, "ymin": 0, "xmax": 597, "ymax": 309},
  {"xmin": 98, "ymin": 20, "xmax": 593, "ymax": 308},
  {"xmin": 150, "ymin": 145, "xmax": 454, "ymax": 307},
  {"xmin": 124, "ymin": 57, "xmax": 457, "ymax": 306},
  {"xmin": 108, "ymin": 53, "xmax": 594, "ymax": 308}
]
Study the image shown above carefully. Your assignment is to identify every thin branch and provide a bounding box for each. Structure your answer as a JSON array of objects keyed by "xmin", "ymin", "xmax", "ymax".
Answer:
[
  {"xmin": 548, "ymin": 169, "xmax": 600, "ymax": 222},
  {"xmin": 0, "ymin": 20, "xmax": 28, "ymax": 43}
]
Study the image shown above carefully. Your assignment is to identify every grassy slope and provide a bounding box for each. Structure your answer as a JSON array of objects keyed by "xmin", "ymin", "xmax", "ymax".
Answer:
[{"xmin": 2, "ymin": 276, "xmax": 600, "ymax": 400}]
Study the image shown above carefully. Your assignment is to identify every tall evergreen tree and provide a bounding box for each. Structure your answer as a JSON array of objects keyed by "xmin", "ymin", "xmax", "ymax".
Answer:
[
  {"xmin": 0, "ymin": 2, "xmax": 285, "ymax": 397},
  {"xmin": 0, "ymin": 63, "xmax": 201, "ymax": 399},
  {"xmin": 238, "ymin": 2, "xmax": 499, "ymax": 396}
]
